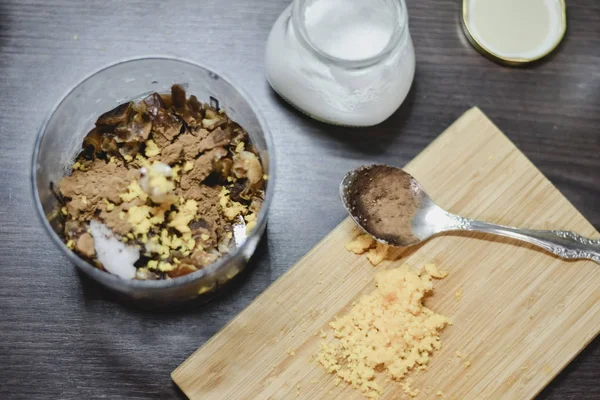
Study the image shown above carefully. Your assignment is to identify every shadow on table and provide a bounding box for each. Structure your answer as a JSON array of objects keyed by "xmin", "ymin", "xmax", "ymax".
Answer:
[
  {"xmin": 77, "ymin": 230, "xmax": 272, "ymax": 315},
  {"xmin": 267, "ymin": 80, "xmax": 417, "ymax": 156}
]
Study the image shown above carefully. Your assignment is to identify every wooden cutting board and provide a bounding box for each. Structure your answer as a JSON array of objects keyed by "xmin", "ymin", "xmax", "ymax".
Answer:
[{"xmin": 172, "ymin": 107, "xmax": 600, "ymax": 399}]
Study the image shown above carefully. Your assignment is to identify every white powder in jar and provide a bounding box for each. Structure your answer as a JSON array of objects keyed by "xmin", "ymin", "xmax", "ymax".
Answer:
[
  {"xmin": 304, "ymin": 0, "xmax": 394, "ymax": 61},
  {"xmin": 265, "ymin": 0, "xmax": 415, "ymax": 127}
]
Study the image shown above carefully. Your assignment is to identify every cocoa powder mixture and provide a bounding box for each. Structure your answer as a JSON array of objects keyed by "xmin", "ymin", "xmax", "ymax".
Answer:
[
  {"xmin": 55, "ymin": 85, "xmax": 266, "ymax": 280},
  {"xmin": 346, "ymin": 165, "xmax": 418, "ymax": 245}
]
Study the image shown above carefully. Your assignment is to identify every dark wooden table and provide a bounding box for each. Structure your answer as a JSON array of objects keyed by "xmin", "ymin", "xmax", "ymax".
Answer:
[{"xmin": 0, "ymin": 0, "xmax": 598, "ymax": 399}]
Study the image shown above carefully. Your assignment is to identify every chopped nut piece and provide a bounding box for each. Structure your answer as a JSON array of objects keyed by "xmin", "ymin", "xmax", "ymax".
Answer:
[
  {"xmin": 202, "ymin": 107, "xmax": 227, "ymax": 130},
  {"xmin": 96, "ymin": 102, "xmax": 133, "ymax": 126},
  {"xmin": 75, "ymin": 233, "xmax": 95, "ymax": 258},
  {"xmin": 233, "ymin": 151, "xmax": 263, "ymax": 185}
]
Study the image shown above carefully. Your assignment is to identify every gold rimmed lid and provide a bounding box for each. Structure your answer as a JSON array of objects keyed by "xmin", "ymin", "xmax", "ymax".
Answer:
[{"xmin": 461, "ymin": 0, "xmax": 567, "ymax": 66}]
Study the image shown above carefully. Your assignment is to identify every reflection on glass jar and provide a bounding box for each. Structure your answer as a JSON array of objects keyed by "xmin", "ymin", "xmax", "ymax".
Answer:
[{"xmin": 266, "ymin": 0, "xmax": 415, "ymax": 127}]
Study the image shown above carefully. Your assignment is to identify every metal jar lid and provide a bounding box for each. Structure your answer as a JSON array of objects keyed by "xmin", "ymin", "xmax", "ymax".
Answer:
[{"xmin": 460, "ymin": 0, "xmax": 567, "ymax": 66}]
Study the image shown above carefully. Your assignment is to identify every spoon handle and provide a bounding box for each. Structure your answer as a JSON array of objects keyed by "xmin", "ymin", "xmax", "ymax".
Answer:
[{"xmin": 457, "ymin": 218, "xmax": 600, "ymax": 264}]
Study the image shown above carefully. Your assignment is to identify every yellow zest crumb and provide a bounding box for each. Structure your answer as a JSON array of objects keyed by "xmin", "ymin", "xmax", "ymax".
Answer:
[
  {"xmin": 366, "ymin": 242, "xmax": 389, "ymax": 266},
  {"xmin": 61, "ymin": 207, "xmax": 68, "ymax": 216},
  {"xmin": 124, "ymin": 154, "xmax": 133, "ymax": 162},
  {"xmin": 226, "ymin": 267, "xmax": 240, "ymax": 280},
  {"xmin": 425, "ymin": 263, "xmax": 448, "ymax": 278},
  {"xmin": 197, "ymin": 285, "xmax": 215, "ymax": 295},
  {"xmin": 120, "ymin": 180, "xmax": 148, "ymax": 202},
  {"xmin": 227, "ymin": 176, "xmax": 234, "ymax": 182},
  {"xmin": 147, "ymin": 260, "xmax": 158, "ymax": 270},
  {"xmin": 263, "ymin": 174, "xmax": 269, "ymax": 181},
  {"xmin": 103, "ymin": 199, "xmax": 115, "ymax": 211},
  {"xmin": 464, "ymin": 360, "xmax": 471, "ymax": 368},
  {"xmin": 171, "ymin": 164, "xmax": 181, "ymax": 182},
  {"xmin": 158, "ymin": 261, "xmax": 175, "ymax": 272},
  {"xmin": 66, "ymin": 240, "xmax": 74, "ymax": 249},
  {"xmin": 235, "ymin": 142, "xmax": 245, "ymax": 153},
  {"xmin": 127, "ymin": 205, "xmax": 152, "ymax": 235},
  {"xmin": 287, "ymin": 349, "xmax": 296, "ymax": 356},
  {"xmin": 135, "ymin": 153, "xmax": 149, "ymax": 167},
  {"xmin": 345, "ymin": 233, "xmax": 374, "ymax": 254},
  {"xmin": 183, "ymin": 160, "xmax": 194, "ymax": 172},
  {"xmin": 246, "ymin": 220, "xmax": 257, "ymax": 234},
  {"xmin": 145, "ymin": 139, "xmax": 160, "ymax": 157},
  {"xmin": 317, "ymin": 265, "xmax": 450, "ymax": 399},
  {"xmin": 219, "ymin": 187, "xmax": 247, "ymax": 220},
  {"xmin": 401, "ymin": 379, "xmax": 419, "ymax": 397},
  {"xmin": 72, "ymin": 161, "xmax": 82, "ymax": 171},
  {"xmin": 149, "ymin": 206, "xmax": 167, "ymax": 225},
  {"xmin": 200, "ymin": 233, "xmax": 210, "ymax": 241},
  {"xmin": 455, "ymin": 289, "xmax": 464, "ymax": 301},
  {"xmin": 168, "ymin": 199, "xmax": 198, "ymax": 233}
]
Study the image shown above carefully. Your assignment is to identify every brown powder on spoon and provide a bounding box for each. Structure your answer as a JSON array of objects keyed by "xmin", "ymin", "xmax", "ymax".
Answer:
[{"xmin": 347, "ymin": 165, "xmax": 418, "ymax": 245}]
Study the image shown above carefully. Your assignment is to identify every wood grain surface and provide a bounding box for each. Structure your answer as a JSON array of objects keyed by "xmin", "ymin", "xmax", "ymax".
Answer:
[
  {"xmin": 0, "ymin": 0, "xmax": 598, "ymax": 399},
  {"xmin": 172, "ymin": 108, "xmax": 600, "ymax": 399}
]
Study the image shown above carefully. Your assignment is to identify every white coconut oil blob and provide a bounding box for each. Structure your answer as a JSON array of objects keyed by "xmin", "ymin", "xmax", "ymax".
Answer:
[{"xmin": 89, "ymin": 220, "xmax": 139, "ymax": 280}]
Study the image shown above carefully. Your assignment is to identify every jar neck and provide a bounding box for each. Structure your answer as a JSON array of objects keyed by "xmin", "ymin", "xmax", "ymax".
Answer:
[{"xmin": 291, "ymin": 0, "xmax": 407, "ymax": 68}]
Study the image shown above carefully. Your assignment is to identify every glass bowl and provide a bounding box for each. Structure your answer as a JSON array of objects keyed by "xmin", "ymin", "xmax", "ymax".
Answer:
[{"xmin": 31, "ymin": 57, "xmax": 275, "ymax": 306}]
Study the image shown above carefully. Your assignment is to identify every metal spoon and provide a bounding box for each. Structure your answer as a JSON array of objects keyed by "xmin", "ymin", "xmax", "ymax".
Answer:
[{"xmin": 340, "ymin": 165, "xmax": 600, "ymax": 264}]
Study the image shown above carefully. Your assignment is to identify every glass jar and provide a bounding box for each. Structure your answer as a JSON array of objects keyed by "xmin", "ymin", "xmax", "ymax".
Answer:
[{"xmin": 265, "ymin": 0, "xmax": 415, "ymax": 127}]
